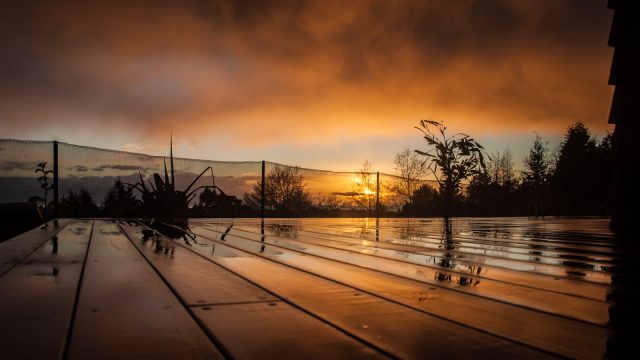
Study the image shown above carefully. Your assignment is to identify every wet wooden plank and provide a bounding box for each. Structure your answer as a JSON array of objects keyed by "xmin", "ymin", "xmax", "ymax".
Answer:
[
  {"xmin": 219, "ymin": 224, "xmax": 609, "ymax": 325},
  {"xmin": 122, "ymin": 223, "xmax": 387, "ymax": 359},
  {"xmin": 190, "ymin": 225, "xmax": 609, "ymax": 359},
  {"xmin": 297, "ymin": 225, "xmax": 614, "ymax": 284},
  {"xmin": 192, "ymin": 302, "xmax": 386, "ymax": 359},
  {"xmin": 265, "ymin": 224, "xmax": 612, "ymax": 301},
  {"xmin": 119, "ymin": 223, "xmax": 278, "ymax": 305},
  {"xmin": 0, "ymin": 218, "xmax": 71, "ymax": 276},
  {"xmin": 173, "ymin": 228, "xmax": 556, "ymax": 359},
  {"xmin": 66, "ymin": 221, "xmax": 223, "ymax": 360},
  {"xmin": 0, "ymin": 220, "xmax": 92, "ymax": 359},
  {"xmin": 280, "ymin": 219, "xmax": 614, "ymax": 300}
]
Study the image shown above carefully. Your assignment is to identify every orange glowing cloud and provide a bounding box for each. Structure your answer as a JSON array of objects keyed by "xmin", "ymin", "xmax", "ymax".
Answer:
[{"xmin": 0, "ymin": 0, "xmax": 614, "ymax": 150}]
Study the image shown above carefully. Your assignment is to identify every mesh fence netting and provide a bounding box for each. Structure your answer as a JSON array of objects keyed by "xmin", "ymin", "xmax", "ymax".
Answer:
[
  {"xmin": 0, "ymin": 140, "xmax": 54, "ymax": 203},
  {"xmin": 1, "ymin": 139, "xmax": 437, "ymax": 216}
]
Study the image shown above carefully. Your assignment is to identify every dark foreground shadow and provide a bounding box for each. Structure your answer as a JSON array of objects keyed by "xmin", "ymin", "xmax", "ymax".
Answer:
[{"xmin": 607, "ymin": 232, "xmax": 640, "ymax": 358}]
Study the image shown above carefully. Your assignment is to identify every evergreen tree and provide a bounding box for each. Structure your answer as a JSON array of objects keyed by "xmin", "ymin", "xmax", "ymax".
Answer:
[
  {"xmin": 102, "ymin": 178, "xmax": 137, "ymax": 217},
  {"xmin": 61, "ymin": 189, "xmax": 99, "ymax": 217},
  {"xmin": 402, "ymin": 183, "xmax": 440, "ymax": 216},
  {"xmin": 551, "ymin": 122, "xmax": 600, "ymax": 215},
  {"xmin": 522, "ymin": 134, "xmax": 552, "ymax": 215},
  {"xmin": 523, "ymin": 134, "xmax": 552, "ymax": 187}
]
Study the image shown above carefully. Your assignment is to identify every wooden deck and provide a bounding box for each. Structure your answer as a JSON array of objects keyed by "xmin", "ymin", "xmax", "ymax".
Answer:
[{"xmin": 0, "ymin": 217, "xmax": 619, "ymax": 359}]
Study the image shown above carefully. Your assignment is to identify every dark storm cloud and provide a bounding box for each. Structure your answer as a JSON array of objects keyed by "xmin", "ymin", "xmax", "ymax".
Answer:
[
  {"xmin": 0, "ymin": 160, "xmax": 36, "ymax": 172},
  {"xmin": 69, "ymin": 165, "xmax": 88, "ymax": 172},
  {"xmin": 0, "ymin": 0, "xmax": 613, "ymax": 143},
  {"xmin": 91, "ymin": 164, "xmax": 149, "ymax": 172}
]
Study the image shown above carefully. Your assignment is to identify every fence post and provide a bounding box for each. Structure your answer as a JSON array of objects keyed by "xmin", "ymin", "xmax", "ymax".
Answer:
[
  {"xmin": 261, "ymin": 161, "xmax": 266, "ymax": 219},
  {"xmin": 261, "ymin": 160, "xmax": 265, "ymax": 241},
  {"xmin": 376, "ymin": 171, "xmax": 380, "ymax": 241},
  {"xmin": 53, "ymin": 141, "xmax": 59, "ymax": 219},
  {"xmin": 375, "ymin": 171, "xmax": 380, "ymax": 218}
]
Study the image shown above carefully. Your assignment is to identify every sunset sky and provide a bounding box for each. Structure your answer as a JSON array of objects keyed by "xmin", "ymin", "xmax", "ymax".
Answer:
[{"xmin": 0, "ymin": 0, "xmax": 614, "ymax": 174}]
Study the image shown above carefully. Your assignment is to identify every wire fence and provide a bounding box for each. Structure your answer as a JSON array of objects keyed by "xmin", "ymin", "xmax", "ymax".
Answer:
[{"xmin": 0, "ymin": 139, "xmax": 436, "ymax": 216}]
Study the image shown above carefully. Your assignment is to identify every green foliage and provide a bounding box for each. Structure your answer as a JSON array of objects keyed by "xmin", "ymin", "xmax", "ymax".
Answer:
[
  {"xmin": 415, "ymin": 119, "xmax": 486, "ymax": 217},
  {"xmin": 34, "ymin": 161, "xmax": 54, "ymax": 208}
]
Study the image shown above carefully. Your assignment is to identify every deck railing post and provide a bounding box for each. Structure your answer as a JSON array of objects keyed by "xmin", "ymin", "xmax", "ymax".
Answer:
[
  {"xmin": 261, "ymin": 160, "xmax": 265, "ymax": 219},
  {"xmin": 375, "ymin": 171, "xmax": 380, "ymax": 218},
  {"xmin": 53, "ymin": 140, "xmax": 59, "ymax": 219},
  {"xmin": 261, "ymin": 160, "xmax": 266, "ymax": 241},
  {"xmin": 376, "ymin": 171, "xmax": 379, "ymax": 241}
]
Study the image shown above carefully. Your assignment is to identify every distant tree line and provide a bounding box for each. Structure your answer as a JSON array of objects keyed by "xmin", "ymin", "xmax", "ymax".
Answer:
[{"xmin": 401, "ymin": 121, "xmax": 613, "ymax": 217}]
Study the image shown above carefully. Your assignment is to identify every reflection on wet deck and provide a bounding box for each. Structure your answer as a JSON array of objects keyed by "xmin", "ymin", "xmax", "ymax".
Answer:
[{"xmin": 0, "ymin": 217, "xmax": 630, "ymax": 359}]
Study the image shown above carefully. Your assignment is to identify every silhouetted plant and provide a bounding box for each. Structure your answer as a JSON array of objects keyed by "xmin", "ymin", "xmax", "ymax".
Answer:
[
  {"xmin": 34, "ymin": 162, "xmax": 54, "ymax": 209},
  {"xmin": 415, "ymin": 119, "xmax": 486, "ymax": 218},
  {"xmin": 127, "ymin": 138, "xmax": 232, "ymax": 222}
]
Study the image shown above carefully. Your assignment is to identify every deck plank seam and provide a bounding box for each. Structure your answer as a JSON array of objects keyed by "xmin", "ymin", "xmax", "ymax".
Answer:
[
  {"xmin": 188, "ymin": 299, "xmax": 283, "ymax": 308},
  {"xmin": 277, "ymin": 226, "xmax": 616, "ymax": 285},
  {"xmin": 173, "ymin": 222, "xmax": 574, "ymax": 359},
  {"xmin": 0, "ymin": 219, "xmax": 71, "ymax": 278},
  {"xmin": 299, "ymin": 226, "xmax": 622, "ymax": 256},
  {"xmin": 116, "ymin": 221, "xmax": 240, "ymax": 360},
  {"xmin": 196, "ymin": 224, "xmax": 611, "ymax": 328},
  {"xmin": 299, "ymin": 228, "xmax": 616, "ymax": 274},
  {"xmin": 142, "ymin": 222, "xmax": 400, "ymax": 360},
  {"xmin": 229, "ymin": 225, "xmax": 613, "ymax": 302},
  {"xmin": 61, "ymin": 219, "xmax": 95, "ymax": 360}
]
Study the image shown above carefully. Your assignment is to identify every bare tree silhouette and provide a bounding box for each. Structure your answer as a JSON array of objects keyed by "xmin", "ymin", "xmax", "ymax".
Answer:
[
  {"xmin": 392, "ymin": 148, "xmax": 427, "ymax": 207},
  {"xmin": 351, "ymin": 160, "xmax": 377, "ymax": 214},
  {"xmin": 244, "ymin": 165, "xmax": 311, "ymax": 215}
]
